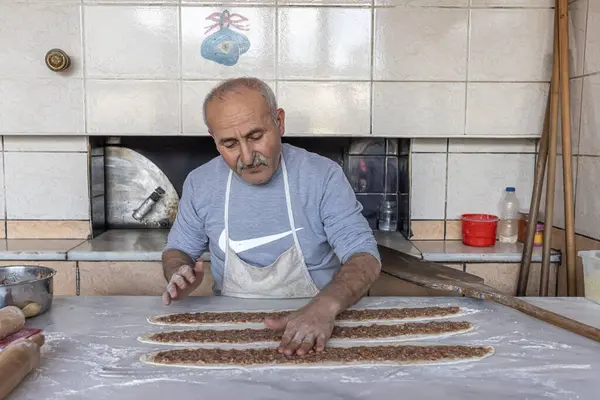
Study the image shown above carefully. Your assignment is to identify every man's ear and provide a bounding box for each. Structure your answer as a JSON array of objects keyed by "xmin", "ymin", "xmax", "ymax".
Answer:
[{"xmin": 276, "ymin": 108, "xmax": 285, "ymax": 137}]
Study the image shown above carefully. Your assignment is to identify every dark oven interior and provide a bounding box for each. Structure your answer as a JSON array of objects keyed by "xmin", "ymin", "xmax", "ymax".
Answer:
[{"xmin": 89, "ymin": 136, "xmax": 411, "ymax": 238}]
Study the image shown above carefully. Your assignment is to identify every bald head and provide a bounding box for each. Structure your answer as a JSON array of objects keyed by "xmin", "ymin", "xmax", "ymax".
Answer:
[
  {"xmin": 203, "ymin": 77, "xmax": 278, "ymax": 129},
  {"xmin": 203, "ymin": 77, "xmax": 286, "ymax": 186}
]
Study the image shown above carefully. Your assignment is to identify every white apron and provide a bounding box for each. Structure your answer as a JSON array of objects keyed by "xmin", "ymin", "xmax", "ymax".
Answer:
[{"xmin": 221, "ymin": 155, "xmax": 320, "ymax": 299}]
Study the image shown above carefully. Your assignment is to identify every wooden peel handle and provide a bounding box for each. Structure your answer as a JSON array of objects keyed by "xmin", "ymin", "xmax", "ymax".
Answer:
[
  {"xmin": 0, "ymin": 306, "xmax": 26, "ymax": 340},
  {"xmin": 477, "ymin": 290, "xmax": 600, "ymax": 343},
  {"xmin": 0, "ymin": 335, "xmax": 44, "ymax": 400}
]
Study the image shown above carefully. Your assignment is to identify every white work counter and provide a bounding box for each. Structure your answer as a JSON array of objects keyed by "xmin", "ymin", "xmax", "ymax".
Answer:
[{"xmin": 9, "ymin": 296, "xmax": 600, "ymax": 400}]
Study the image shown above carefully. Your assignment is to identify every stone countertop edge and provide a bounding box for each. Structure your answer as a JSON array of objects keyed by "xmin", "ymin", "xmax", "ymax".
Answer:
[{"xmin": 0, "ymin": 229, "xmax": 561, "ymax": 264}]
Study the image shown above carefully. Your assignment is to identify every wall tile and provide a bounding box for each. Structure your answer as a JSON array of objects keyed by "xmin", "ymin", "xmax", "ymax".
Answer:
[
  {"xmin": 85, "ymin": 1, "xmax": 177, "ymax": 3},
  {"xmin": 283, "ymin": 0, "xmax": 370, "ymax": 5},
  {"xmin": 373, "ymin": 82, "xmax": 466, "ymax": 136},
  {"xmin": 181, "ymin": 7, "xmax": 276, "ymax": 79},
  {"xmin": 579, "ymin": 74, "xmax": 600, "ymax": 156},
  {"xmin": 446, "ymin": 153, "xmax": 535, "ymax": 219},
  {"xmin": 376, "ymin": 0, "xmax": 468, "ymax": 5},
  {"xmin": 78, "ymin": 261, "xmax": 214, "ymax": 296},
  {"xmin": 469, "ymin": 9, "xmax": 554, "ymax": 82},
  {"xmin": 445, "ymin": 220, "xmax": 462, "ymax": 240},
  {"xmin": 410, "ymin": 220, "xmax": 445, "ymax": 240},
  {"xmin": 6, "ymin": 221, "xmax": 90, "ymax": 239},
  {"xmin": 86, "ymin": 80, "xmax": 180, "ymax": 135},
  {"xmin": 3, "ymin": 136, "xmax": 88, "ymax": 152},
  {"xmin": 4, "ymin": 152, "xmax": 89, "ymax": 219},
  {"xmin": 470, "ymin": 1, "xmax": 554, "ymax": 6},
  {"xmin": 278, "ymin": 8, "xmax": 371, "ymax": 80},
  {"xmin": 575, "ymin": 156, "xmax": 600, "ymax": 240},
  {"xmin": 398, "ymin": 155, "xmax": 409, "ymax": 194},
  {"xmin": 374, "ymin": 8, "xmax": 468, "ymax": 81},
  {"xmin": 465, "ymin": 263, "xmax": 519, "ymax": 295},
  {"xmin": 558, "ymin": 77, "xmax": 583, "ymax": 155},
  {"xmin": 539, "ymin": 156, "xmax": 577, "ymax": 230},
  {"xmin": 569, "ymin": 0, "xmax": 588, "ymax": 78},
  {"xmin": 411, "ymin": 139, "xmax": 447, "ymax": 153},
  {"xmin": 466, "ymin": 83, "xmax": 549, "ymax": 136},
  {"xmin": 449, "ymin": 138, "xmax": 537, "ymax": 153},
  {"xmin": 84, "ymin": 5, "xmax": 179, "ymax": 79},
  {"xmin": 14, "ymin": 1, "xmax": 81, "ymax": 3},
  {"xmin": 0, "ymin": 3, "xmax": 81, "ymax": 78},
  {"xmin": 0, "ymin": 261, "xmax": 77, "ymax": 296},
  {"xmin": 0, "ymin": 79, "xmax": 84, "ymax": 134},
  {"xmin": 183, "ymin": 0, "xmax": 272, "ymax": 4},
  {"xmin": 278, "ymin": 81, "xmax": 371, "ymax": 135},
  {"xmin": 182, "ymin": 80, "xmax": 219, "ymax": 135},
  {"xmin": 0, "ymin": 154, "xmax": 5, "ymax": 219},
  {"xmin": 411, "ymin": 153, "xmax": 447, "ymax": 220},
  {"xmin": 585, "ymin": 0, "xmax": 600, "ymax": 74},
  {"xmin": 385, "ymin": 157, "xmax": 398, "ymax": 193}
]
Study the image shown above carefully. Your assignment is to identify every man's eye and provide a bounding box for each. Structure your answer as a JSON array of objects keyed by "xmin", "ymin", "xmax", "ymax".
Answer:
[
  {"xmin": 250, "ymin": 133, "xmax": 263, "ymax": 141},
  {"xmin": 224, "ymin": 142, "xmax": 237, "ymax": 149}
]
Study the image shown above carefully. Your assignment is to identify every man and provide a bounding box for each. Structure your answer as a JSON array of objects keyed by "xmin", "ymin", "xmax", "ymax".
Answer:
[{"xmin": 161, "ymin": 77, "xmax": 381, "ymax": 357}]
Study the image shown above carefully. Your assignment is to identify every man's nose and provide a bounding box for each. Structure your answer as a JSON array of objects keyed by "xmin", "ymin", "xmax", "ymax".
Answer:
[{"xmin": 240, "ymin": 143, "xmax": 254, "ymax": 166}]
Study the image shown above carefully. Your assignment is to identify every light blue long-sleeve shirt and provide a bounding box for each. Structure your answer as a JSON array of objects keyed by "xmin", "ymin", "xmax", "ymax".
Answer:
[{"xmin": 165, "ymin": 143, "xmax": 381, "ymax": 293}]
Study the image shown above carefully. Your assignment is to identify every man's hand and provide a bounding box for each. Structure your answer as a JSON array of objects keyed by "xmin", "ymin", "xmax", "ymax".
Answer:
[
  {"xmin": 162, "ymin": 259, "xmax": 204, "ymax": 305},
  {"xmin": 263, "ymin": 301, "xmax": 337, "ymax": 356}
]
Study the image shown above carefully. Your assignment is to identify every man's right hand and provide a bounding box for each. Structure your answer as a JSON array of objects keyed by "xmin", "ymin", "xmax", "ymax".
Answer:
[{"xmin": 162, "ymin": 260, "xmax": 204, "ymax": 305}]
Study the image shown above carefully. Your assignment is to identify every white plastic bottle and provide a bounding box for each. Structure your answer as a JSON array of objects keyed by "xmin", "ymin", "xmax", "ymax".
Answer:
[{"xmin": 498, "ymin": 187, "xmax": 520, "ymax": 244}]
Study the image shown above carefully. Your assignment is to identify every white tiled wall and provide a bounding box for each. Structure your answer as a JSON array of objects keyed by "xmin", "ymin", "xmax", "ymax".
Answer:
[
  {"xmin": 410, "ymin": 0, "xmax": 600, "ymax": 244},
  {"xmin": 411, "ymin": 138, "xmax": 536, "ymax": 221},
  {"xmin": 0, "ymin": 0, "xmax": 597, "ymax": 238},
  {"xmin": 0, "ymin": 0, "xmax": 556, "ymax": 137},
  {"xmin": 574, "ymin": 0, "xmax": 600, "ymax": 240},
  {"xmin": 1, "ymin": 137, "xmax": 90, "ymax": 220}
]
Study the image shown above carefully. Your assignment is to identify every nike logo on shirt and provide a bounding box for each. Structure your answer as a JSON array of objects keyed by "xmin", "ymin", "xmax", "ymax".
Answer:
[{"xmin": 218, "ymin": 228, "xmax": 303, "ymax": 254}]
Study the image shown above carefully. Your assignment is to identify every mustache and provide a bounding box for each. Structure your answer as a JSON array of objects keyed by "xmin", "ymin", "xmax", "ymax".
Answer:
[{"xmin": 237, "ymin": 153, "xmax": 269, "ymax": 172}]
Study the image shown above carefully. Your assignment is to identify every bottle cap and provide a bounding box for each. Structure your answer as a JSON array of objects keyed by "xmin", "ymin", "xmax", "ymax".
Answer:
[{"xmin": 506, "ymin": 187, "xmax": 515, "ymax": 192}]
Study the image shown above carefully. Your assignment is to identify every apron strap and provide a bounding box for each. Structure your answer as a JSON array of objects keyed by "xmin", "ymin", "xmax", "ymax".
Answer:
[
  {"xmin": 281, "ymin": 156, "xmax": 305, "ymax": 261},
  {"xmin": 224, "ymin": 169, "xmax": 233, "ymax": 264}
]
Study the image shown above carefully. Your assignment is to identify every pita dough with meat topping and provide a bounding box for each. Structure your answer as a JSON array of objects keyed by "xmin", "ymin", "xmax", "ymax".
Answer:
[
  {"xmin": 148, "ymin": 306, "xmax": 464, "ymax": 326},
  {"xmin": 138, "ymin": 321, "xmax": 474, "ymax": 345},
  {"xmin": 140, "ymin": 344, "xmax": 495, "ymax": 369}
]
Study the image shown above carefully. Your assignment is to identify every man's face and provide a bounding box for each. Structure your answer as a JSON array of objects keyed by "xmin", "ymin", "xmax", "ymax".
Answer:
[{"xmin": 206, "ymin": 88, "xmax": 285, "ymax": 186}]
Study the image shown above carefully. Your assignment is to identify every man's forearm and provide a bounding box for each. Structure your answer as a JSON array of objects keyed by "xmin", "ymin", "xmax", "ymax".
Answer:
[
  {"xmin": 309, "ymin": 252, "xmax": 380, "ymax": 315},
  {"xmin": 162, "ymin": 249, "xmax": 194, "ymax": 281}
]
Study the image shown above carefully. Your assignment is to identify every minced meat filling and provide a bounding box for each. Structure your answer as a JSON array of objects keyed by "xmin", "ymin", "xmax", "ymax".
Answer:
[
  {"xmin": 151, "ymin": 345, "xmax": 493, "ymax": 365},
  {"xmin": 153, "ymin": 306, "xmax": 462, "ymax": 325},
  {"xmin": 147, "ymin": 321, "xmax": 472, "ymax": 343}
]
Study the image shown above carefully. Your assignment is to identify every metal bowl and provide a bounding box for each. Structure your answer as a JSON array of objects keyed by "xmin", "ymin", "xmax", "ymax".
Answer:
[{"xmin": 0, "ymin": 265, "xmax": 56, "ymax": 317}]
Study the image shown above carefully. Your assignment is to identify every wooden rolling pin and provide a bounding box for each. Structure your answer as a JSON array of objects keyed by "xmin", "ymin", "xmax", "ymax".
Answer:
[
  {"xmin": 0, "ymin": 333, "xmax": 45, "ymax": 400},
  {"xmin": 0, "ymin": 306, "xmax": 26, "ymax": 340}
]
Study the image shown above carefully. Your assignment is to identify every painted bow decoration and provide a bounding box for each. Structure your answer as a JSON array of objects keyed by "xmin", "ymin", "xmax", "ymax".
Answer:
[{"xmin": 201, "ymin": 10, "xmax": 251, "ymax": 67}]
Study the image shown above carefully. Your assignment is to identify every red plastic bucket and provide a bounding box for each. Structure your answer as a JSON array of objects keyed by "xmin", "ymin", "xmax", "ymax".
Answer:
[{"xmin": 462, "ymin": 214, "xmax": 499, "ymax": 247}]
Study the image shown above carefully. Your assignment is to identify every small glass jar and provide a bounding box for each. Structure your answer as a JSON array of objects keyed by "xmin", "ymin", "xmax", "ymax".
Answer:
[
  {"xmin": 534, "ymin": 223, "xmax": 544, "ymax": 246},
  {"xmin": 518, "ymin": 210, "xmax": 529, "ymax": 242},
  {"xmin": 378, "ymin": 200, "xmax": 397, "ymax": 231}
]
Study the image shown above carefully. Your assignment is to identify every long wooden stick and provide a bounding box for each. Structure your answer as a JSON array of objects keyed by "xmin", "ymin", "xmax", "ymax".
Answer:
[
  {"xmin": 379, "ymin": 248, "xmax": 600, "ymax": 343},
  {"xmin": 541, "ymin": 9, "xmax": 561, "ymax": 296},
  {"xmin": 557, "ymin": 0, "xmax": 577, "ymax": 296},
  {"xmin": 518, "ymin": 87, "xmax": 550, "ymax": 296}
]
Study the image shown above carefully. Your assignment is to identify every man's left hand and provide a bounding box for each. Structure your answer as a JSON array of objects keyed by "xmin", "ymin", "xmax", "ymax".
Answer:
[{"xmin": 263, "ymin": 302, "xmax": 337, "ymax": 356}]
